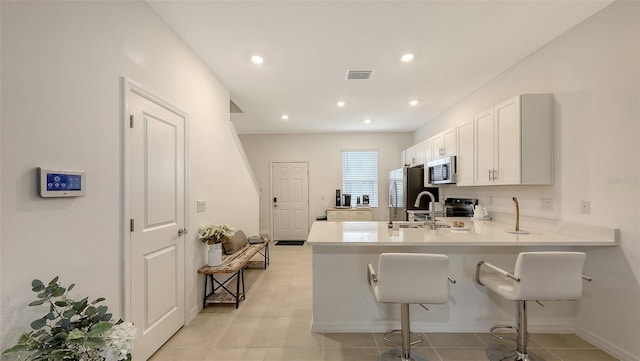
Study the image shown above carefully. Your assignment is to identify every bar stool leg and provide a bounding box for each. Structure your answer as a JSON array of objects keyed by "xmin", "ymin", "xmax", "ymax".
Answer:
[
  {"xmin": 486, "ymin": 301, "xmax": 545, "ymax": 361},
  {"xmin": 379, "ymin": 304, "xmax": 428, "ymax": 361}
]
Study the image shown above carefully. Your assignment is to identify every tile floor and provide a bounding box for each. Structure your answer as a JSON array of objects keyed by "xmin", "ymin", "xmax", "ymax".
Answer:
[{"xmin": 150, "ymin": 244, "xmax": 619, "ymax": 361}]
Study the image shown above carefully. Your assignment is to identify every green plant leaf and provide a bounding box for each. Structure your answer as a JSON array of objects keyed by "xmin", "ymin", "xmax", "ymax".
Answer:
[
  {"xmin": 68, "ymin": 283, "xmax": 75, "ymax": 291},
  {"xmin": 31, "ymin": 279, "xmax": 45, "ymax": 292},
  {"xmin": 62, "ymin": 309, "xmax": 76, "ymax": 319},
  {"xmin": 28, "ymin": 299, "xmax": 46, "ymax": 306},
  {"xmin": 91, "ymin": 297, "xmax": 105, "ymax": 305},
  {"xmin": 48, "ymin": 276, "xmax": 59, "ymax": 286},
  {"xmin": 54, "ymin": 300, "xmax": 69, "ymax": 307},
  {"xmin": 101, "ymin": 313, "xmax": 113, "ymax": 322},
  {"xmin": 45, "ymin": 312, "xmax": 56, "ymax": 320},
  {"xmin": 30, "ymin": 317, "xmax": 47, "ymax": 330},
  {"xmin": 88, "ymin": 321, "xmax": 113, "ymax": 337},
  {"xmin": 66, "ymin": 329, "xmax": 86, "ymax": 341},
  {"xmin": 84, "ymin": 306, "xmax": 97, "ymax": 316},
  {"xmin": 2, "ymin": 343, "xmax": 32, "ymax": 354},
  {"xmin": 51, "ymin": 287, "xmax": 66, "ymax": 297}
]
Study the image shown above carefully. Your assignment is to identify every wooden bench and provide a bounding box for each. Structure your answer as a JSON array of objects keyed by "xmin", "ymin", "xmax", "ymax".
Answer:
[{"xmin": 198, "ymin": 237, "xmax": 270, "ymax": 308}]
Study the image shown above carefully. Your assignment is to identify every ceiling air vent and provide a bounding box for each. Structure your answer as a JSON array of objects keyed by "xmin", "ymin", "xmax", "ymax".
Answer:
[{"xmin": 346, "ymin": 70, "xmax": 374, "ymax": 80}]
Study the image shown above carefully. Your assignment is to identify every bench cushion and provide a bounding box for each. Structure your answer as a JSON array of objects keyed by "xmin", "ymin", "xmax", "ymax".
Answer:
[{"xmin": 222, "ymin": 230, "xmax": 248, "ymax": 255}]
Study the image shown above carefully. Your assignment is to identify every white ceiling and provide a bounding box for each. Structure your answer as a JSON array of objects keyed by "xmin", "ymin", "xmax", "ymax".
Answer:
[{"xmin": 148, "ymin": 1, "xmax": 612, "ymax": 134}]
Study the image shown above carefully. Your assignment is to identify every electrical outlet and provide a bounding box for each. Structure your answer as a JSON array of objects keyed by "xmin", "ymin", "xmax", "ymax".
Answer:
[
  {"xmin": 580, "ymin": 200, "xmax": 590, "ymax": 214},
  {"xmin": 197, "ymin": 200, "xmax": 206, "ymax": 212},
  {"xmin": 541, "ymin": 198, "xmax": 553, "ymax": 211}
]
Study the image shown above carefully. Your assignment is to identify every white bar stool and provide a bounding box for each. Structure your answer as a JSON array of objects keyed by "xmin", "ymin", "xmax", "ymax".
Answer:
[
  {"xmin": 367, "ymin": 253, "xmax": 456, "ymax": 361},
  {"xmin": 475, "ymin": 251, "xmax": 591, "ymax": 361}
]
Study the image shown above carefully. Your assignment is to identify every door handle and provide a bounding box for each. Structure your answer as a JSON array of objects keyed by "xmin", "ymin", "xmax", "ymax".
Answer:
[{"xmin": 178, "ymin": 228, "xmax": 188, "ymax": 236}]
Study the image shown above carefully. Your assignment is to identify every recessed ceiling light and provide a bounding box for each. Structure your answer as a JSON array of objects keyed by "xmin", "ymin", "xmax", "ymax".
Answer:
[
  {"xmin": 251, "ymin": 55, "xmax": 264, "ymax": 64},
  {"xmin": 281, "ymin": 114, "xmax": 289, "ymax": 120},
  {"xmin": 409, "ymin": 100, "xmax": 419, "ymax": 106},
  {"xmin": 401, "ymin": 53, "xmax": 414, "ymax": 62},
  {"xmin": 337, "ymin": 101, "xmax": 345, "ymax": 107},
  {"xmin": 363, "ymin": 119, "xmax": 371, "ymax": 124}
]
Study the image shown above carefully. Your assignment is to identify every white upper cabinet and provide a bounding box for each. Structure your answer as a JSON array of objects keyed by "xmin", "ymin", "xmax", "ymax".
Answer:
[
  {"xmin": 473, "ymin": 94, "xmax": 554, "ymax": 186},
  {"xmin": 403, "ymin": 139, "xmax": 430, "ymax": 167},
  {"xmin": 456, "ymin": 120, "xmax": 474, "ymax": 186},
  {"xmin": 431, "ymin": 128, "xmax": 457, "ymax": 159},
  {"xmin": 414, "ymin": 141, "xmax": 425, "ymax": 166}
]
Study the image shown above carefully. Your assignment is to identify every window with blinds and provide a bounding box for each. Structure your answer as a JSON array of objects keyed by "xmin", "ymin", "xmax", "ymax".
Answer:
[{"xmin": 342, "ymin": 150, "xmax": 378, "ymax": 207}]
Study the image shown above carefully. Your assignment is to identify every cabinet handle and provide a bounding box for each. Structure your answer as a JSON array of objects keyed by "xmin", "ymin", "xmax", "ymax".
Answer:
[{"xmin": 488, "ymin": 169, "xmax": 492, "ymax": 181}]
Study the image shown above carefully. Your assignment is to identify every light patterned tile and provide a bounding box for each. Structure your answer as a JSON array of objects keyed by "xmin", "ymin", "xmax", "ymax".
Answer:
[
  {"xmin": 531, "ymin": 333, "xmax": 596, "ymax": 348},
  {"xmin": 205, "ymin": 347, "xmax": 267, "ymax": 361},
  {"xmin": 149, "ymin": 346, "xmax": 212, "ymax": 361},
  {"xmin": 435, "ymin": 347, "xmax": 489, "ymax": 361},
  {"xmin": 322, "ymin": 333, "xmax": 377, "ymax": 348},
  {"xmin": 323, "ymin": 347, "xmax": 380, "ymax": 361},
  {"xmin": 264, "ymin": 347, "xmax": 323, "ymax": 361},
  {"xmin": 548, "ymin": 348, "xmax": 620, "ymax": 361},
  {"xmin": 425, "ymin": 333, "xmax": 485, "ymax": 348}
]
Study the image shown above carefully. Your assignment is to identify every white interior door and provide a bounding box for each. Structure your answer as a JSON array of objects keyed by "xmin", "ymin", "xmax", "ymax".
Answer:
[
  {"xmin": 125, "ymin": 83, "xmax": 186, "ymax": 360},
  {"xmin": 271, "ymin": 162, "xmax": 309, "ymax": 240}
]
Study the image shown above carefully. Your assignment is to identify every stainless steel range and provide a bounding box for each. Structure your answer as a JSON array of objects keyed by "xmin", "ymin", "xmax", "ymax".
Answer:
[{"xmin": 443, "ymin": 198, "xmax": 478, "ymax": 217}]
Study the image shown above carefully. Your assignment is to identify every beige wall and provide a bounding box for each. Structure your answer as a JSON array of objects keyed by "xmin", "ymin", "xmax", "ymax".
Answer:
[
  {"xmin": 0, "ymin": 1, "xmax": 259, "ymax": 352},
  {"xmin": 239, "ymin": 133, "xmax": 412, "ymax": 235}
]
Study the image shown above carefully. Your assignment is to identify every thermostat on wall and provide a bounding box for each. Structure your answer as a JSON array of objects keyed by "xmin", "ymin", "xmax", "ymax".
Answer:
[{"xmin": 37, "ymin": 168, "xmax": 86, "ymax": 198}]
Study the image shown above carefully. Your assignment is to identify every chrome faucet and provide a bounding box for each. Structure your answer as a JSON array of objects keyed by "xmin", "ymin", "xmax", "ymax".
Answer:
[{"xmin": 414, "ymin": 191, "xmax": 437, "ymax": 230}]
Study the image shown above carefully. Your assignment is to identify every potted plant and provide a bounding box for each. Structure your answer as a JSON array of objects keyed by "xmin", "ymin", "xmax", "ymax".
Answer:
[
  {"xmin": 2, "ymin": 277, "xmax": 135, "ymax": 361},
  {"xmin": 198, "ymin": 224, "xmax": 233, "ymax": 266}
]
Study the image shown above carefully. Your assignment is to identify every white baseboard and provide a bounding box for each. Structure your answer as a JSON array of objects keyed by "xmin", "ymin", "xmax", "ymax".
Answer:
[{"xmin": 575, "ymin": 327, "xmax": 639, "ymax": 361}]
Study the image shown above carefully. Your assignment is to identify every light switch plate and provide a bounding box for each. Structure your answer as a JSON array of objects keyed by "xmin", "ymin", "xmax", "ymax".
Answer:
[{"xmin": 197, "ymin": 200, "xmax": 206, "ymax": 212}]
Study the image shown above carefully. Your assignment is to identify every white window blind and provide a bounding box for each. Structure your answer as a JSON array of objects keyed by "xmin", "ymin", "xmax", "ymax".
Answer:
[{"xmin": 342, "ymin": 150, "xmax": 378, "ymax": 207}]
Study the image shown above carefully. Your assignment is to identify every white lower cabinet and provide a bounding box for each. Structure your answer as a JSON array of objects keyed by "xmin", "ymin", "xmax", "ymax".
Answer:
[
  {"xmin": 473, "ymin": 94, "xmax": 554, "ymax": 186},
  {"xmin": 327, "ymin": 208, "xmax": 373, "ymax": 222}
]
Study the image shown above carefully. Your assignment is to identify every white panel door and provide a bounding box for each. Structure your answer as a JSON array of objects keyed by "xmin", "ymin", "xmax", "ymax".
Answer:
[
  {"xmin": 495, "ymin": 96, "xmax": 521, "ymax": 184},
  {"xmin": 272, "ymin": 162, "xmax": 309, "ymax": 240},
  {"xmin": 127, "ymin": 87, "xmax": 185, "ymax": 360}
]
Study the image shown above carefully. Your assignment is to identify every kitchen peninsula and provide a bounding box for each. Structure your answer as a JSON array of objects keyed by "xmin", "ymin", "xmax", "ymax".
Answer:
[{"xmin": 307, "ymin": 219, "xmax": 615, "ymax": 333}]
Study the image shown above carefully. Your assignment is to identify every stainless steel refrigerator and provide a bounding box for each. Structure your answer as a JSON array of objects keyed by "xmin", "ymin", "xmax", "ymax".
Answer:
[{"xmin": 388, "ymin": 167, "xmax": 439, "ymax": 221}]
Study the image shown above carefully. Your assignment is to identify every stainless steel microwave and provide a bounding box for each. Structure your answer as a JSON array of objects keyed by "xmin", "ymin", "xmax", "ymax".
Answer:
[{"xmin": 427, "ymin": 156, "xmax": 457, "ymax": 184}]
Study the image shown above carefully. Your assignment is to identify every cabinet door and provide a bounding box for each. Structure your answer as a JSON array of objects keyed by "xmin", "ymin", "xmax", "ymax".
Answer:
[
  {"xmin": 414, "ymin": 142, "xmax": 425, "ymax": 166},
  {"xmin": 495, "ymin": 96, "xmax": 521, "ymax": 185},
  {"xmin": 401, "ymin": 150, "xmax": 407, "ymax": 167},
  {"xmin": 432, "ymin": 134, "xmax": 444, "ymax": 158},
  {"xmin": 350, "ymin": 210, "xmax": 372, "ymax": 221},
  {"xmin": 405, "ymin": 146, "xmax": 416, "ymax": 167},
  {"xmin": 443, "ymin": 128, "xmax": 457, "ymax": 156},
  {"xmin": 327, "ymin": 210, "xmax": 350, "ymax": 222},
  {"xmin": 456, "ymin": 120, "xmax": 474, "ymax": 186},
  {"xmin": 423, "ymin": 139, "xmax": 433, "ymax": 164},
  {"xmin": 474, "ymin": 109, "xmax": 495, "ymax": 185}
]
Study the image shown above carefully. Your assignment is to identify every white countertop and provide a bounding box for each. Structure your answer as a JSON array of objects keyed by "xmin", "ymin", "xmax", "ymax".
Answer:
[{"xmin": 307, "ymin": 217, "xmax": 616, "ymax": 246}]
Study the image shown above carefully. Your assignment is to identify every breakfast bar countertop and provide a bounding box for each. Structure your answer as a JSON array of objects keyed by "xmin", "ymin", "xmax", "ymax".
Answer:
[{"xmin": 306, "ymin": 217, "xmax": 616, "ymax": 247}]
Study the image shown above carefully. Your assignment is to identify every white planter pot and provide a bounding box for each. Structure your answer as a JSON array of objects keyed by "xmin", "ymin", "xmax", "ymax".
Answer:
[{"xmin": 207, "ymin": 243, "xmax": 222, "ymax": 267}]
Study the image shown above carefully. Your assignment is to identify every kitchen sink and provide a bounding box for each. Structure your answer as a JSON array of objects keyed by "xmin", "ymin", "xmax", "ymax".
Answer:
[{"xmin": 392, "ymin": 221, "xmax": 451, "ymax": 229}]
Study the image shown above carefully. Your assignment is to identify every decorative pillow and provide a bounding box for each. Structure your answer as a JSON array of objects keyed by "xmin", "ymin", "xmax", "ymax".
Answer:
[{"xmin": 222, "ymin": 230, "xmax": 248, "ymax": 255}]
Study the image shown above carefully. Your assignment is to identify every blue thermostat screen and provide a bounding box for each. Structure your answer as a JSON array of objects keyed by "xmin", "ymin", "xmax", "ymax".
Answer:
[{"xmin": 46, "ymin": 173, "xmax": 82, "ymax": 191}]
